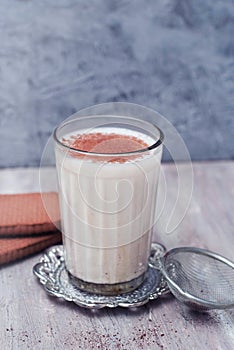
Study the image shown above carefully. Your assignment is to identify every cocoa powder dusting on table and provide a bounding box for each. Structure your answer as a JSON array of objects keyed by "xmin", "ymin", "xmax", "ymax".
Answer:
[{"xmin": 70, "ymin": 323, "xmax": 171, "ymax": 349}]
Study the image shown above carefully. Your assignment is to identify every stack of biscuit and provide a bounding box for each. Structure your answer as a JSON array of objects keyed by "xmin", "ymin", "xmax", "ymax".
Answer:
[{"xmin": 0, "ymin": 192, "xmax": 61, "ymax": 265}]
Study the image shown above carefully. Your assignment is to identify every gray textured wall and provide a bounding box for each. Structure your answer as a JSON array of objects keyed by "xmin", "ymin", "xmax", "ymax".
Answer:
[{"xmin": 0, "ymin": 0, "xmax": 233, "ymax": 167}]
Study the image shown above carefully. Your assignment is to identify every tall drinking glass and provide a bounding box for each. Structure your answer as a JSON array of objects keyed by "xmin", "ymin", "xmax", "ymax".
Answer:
[{"xmin": 54, "ymin": 114, "xmax": 163, "ymax": 295}]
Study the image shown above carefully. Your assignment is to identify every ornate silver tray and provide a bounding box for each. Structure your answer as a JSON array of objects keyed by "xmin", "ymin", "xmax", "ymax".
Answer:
[{"xmin": 33, "ymin": 243, "xmax": 169, "ymax": 309}]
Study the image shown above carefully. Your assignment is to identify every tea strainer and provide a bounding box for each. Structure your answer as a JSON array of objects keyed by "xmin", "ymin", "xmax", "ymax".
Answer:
[{"xmin": 149, "ymin": 244, "xmax": 234, "ymax": 310}]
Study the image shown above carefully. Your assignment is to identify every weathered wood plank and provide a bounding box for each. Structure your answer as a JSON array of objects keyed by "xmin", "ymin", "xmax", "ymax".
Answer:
[{"xmin": 0, "ymin": 162, "xmax": 233, "ymax": 350}]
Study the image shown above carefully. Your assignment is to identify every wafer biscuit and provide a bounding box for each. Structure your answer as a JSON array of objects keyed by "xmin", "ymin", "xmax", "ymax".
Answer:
[
  {"xmin": 0, "ymin": 192, "xmax": 62, "ymax": 265},
  {"xmin": 0, "ymin": 192, "xmax": 60, "ymax": 236},
  {"xmin": 0, "ymin": 231, "xmax": 62, "ymax": 265}
]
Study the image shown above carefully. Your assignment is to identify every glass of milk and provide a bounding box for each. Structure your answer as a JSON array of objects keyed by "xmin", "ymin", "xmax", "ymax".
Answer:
[{"xmin": 54, "ymin": 114, "xmax": 163, "ymax": 295}]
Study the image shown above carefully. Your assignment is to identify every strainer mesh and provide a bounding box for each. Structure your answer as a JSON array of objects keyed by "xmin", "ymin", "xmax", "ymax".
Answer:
[{"xmin": 164, "ymin": 251, "xmax": 234, "ymax": 305}]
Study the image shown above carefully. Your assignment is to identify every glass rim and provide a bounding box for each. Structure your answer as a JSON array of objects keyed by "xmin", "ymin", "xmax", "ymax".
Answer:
[{"xmin": 53, "ymin": 115, "xmax": 164, "ymax": 157}]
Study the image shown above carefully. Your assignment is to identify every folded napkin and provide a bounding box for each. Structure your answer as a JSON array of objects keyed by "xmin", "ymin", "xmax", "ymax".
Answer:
[{"xmin": 0, "ymin": 192, "xmax": 62, "ymax": 265}]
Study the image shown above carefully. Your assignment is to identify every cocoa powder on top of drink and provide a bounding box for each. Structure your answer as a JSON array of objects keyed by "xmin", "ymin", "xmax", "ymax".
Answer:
[{"xmin": 62, "ymin": 132, "xmax": 150, "ymax": 163}]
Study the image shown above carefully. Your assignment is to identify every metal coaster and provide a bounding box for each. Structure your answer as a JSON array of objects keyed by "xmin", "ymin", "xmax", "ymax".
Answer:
[{"xmin": 33, "ymin": 243, "xmax": 169, "ymax": 309}]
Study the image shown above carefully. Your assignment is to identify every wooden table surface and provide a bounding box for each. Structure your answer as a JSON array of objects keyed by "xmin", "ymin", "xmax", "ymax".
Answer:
[{"xmin": 0, "ymin": 162, "xmax": 233, "ymax": 350}]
